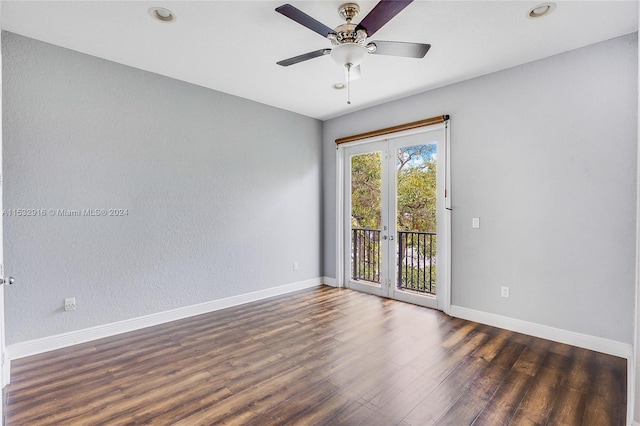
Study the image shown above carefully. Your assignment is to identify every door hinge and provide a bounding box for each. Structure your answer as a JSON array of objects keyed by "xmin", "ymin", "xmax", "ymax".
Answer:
[{"xmin": 0, "ymin": 263, "xmax": 4, "ymax": 278}]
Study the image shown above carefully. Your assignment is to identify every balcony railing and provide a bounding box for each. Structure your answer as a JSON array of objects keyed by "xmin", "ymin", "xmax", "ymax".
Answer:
[
  {"xmin": 397, "ymin": 230, "xmax": 436, "ymax": 294},
  {"xmin": 352, "ymin": 228, "xmax": 381, "ymax": 283},
  {"xmin": 352, "ymin": 228, "xmax": 436, "ymax": 295}
]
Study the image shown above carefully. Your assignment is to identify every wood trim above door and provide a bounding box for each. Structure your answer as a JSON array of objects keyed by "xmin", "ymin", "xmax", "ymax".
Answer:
[{"xmin": 335, "ymin": 115, "xmax": 449, "ymax": 145}]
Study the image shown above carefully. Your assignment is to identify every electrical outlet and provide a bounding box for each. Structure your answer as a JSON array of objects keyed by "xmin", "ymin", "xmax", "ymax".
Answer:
[
  {"xmin": 500, "ymin": 287, "xmax": 510, "ymax": 298},
  {"xmin": 293, "ymin": 262, "xmax": 299, "ymax": 271},
  {"xmin": 64, "ymin": 297, "xmax": 76, "ymax": 311}
]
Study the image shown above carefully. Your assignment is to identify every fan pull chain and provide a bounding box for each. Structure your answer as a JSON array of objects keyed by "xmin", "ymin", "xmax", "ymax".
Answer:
[{"xmin": 346, "ymin": 63, "xmax": 352, "ymax": 105}]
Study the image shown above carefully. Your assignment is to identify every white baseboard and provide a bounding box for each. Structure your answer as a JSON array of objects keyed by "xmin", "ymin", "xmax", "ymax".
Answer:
[
  {"xmin": 7, "ymin": 277, "xmax": 324, "ymax": 361},
  {"xmin": 449, "ymin": 305, "xmax": 632, "ymax": 359},
  {"xmin": 322, "ymin": 276, "xmax": 338, "ymax": 287}
]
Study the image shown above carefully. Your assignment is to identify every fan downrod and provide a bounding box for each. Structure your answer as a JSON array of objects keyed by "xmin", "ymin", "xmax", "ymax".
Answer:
[{"xmin": 338, "ymin": 3, "xmax": 360, "ymax": 22}]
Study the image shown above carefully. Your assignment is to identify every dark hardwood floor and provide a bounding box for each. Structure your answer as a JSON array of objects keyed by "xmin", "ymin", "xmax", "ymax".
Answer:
[{"xmin": 4, "ymin": 286, "xmax": 627, "ymax": 425}]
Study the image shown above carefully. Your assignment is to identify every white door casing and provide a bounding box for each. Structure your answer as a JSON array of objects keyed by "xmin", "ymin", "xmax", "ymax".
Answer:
[
  {"xmin": 0, "ymin": 14, "xmax": 7, "ymax": 390},
  {"xmin": 0, "ymin": 12, "xmax": 8, "ymax": 426}
]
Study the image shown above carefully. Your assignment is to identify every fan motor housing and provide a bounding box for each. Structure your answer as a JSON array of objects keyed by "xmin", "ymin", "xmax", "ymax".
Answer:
[{"xmin": 328, "ymin": 23, "xmax": 367, "ymax": 46}]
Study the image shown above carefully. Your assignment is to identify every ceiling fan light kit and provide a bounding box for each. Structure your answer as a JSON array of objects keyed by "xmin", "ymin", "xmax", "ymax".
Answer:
[
  {"xmin": 330, "ymin": 43, "xmax": 367, "ymax": 67},
  {"xmin": 275, "ymin": 0, "xmax": 430, "ymax": 104}
]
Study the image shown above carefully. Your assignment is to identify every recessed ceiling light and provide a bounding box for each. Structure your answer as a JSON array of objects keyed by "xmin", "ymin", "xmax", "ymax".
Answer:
[
  {"xmin": 527, "ymin": 3, "xmax": 556, "ymax": 19},
  {"xmin": 332, "ymin": 83, "xmax": 346, "ymax": 90},
  {"xmin": 149, "ymin": 7, "xmax": 176, "ymax": 23}
]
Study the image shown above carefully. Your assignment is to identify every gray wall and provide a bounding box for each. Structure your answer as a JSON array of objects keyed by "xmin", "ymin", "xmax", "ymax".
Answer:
[
  {"xmin": 324, "ymin": 34, "xmax": 638, "ymax": 344},
  {"xmin": 3, "ymin": 32, "xmax": 323, "ymax": 344}
]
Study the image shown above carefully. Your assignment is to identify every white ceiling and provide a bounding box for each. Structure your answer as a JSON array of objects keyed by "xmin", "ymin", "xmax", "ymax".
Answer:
[{"xmin": 2, "ymin": 1, "xmax": 638, "ymax": 120}]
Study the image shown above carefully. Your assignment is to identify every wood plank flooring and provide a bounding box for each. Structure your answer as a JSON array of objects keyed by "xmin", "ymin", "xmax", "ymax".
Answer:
[{"xmin": 4, "ymin": 286, "xmax": 627, "ymax": 425}]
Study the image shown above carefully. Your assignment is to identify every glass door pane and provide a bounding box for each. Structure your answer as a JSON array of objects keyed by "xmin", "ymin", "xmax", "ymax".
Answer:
[
  {"xmin": 395, "ymin": 143, "xmax": 437, "ymax": 295},
  {"xmin": 344, "ymin": 141, "xmax": 389, "ymax": 297},
  {"xmin": 350, "ymin": 151, "xmax": 382, "ymax": 287},
  {"xmin": 389, "ymin": 129, "xmax": 444, "ymax": 309}
]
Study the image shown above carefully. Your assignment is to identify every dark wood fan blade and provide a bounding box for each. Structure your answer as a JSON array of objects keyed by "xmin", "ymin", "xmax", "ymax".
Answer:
[
  {"xmin": 277, "ymin": 49, "xmax": 331, "ymax": 66},
  {"xmin": 356, "ymin": 0, "xmax": 413, "ymax": 36},
  {"xmin": 369, "ymin": 41, "xmax": 430, "ymax": 58},
  {"xmin": 276, "ymin": 4, "xmax": 335, "ymax": 38}
]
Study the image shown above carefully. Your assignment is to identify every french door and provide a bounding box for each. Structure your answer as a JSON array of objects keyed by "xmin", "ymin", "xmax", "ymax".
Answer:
[{"xmin": 342, "ymin": 126, "xmax": 449, "ymax": 310}]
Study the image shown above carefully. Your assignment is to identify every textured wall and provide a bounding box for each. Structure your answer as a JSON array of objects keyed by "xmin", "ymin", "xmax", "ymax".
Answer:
[
  {"xmin": 2, "ymin": 32, "xmax": 323, "ymax": 344},
  {"xmin": 323, "ymin": 34, "xmax": 638, "ymax": 344}
]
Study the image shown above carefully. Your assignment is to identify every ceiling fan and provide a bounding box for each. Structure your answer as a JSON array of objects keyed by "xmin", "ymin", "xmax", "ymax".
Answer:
[{"xmin": 275, "ymin": 0, "xmax": 430, "ymax": 84}]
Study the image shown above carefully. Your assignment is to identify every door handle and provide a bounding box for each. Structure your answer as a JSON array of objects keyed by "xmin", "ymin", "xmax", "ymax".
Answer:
[
  {"xmin": 0, "ymin": 277, "xmax": 15, "ymax": 285},
  {"xmin": 382, "ymin": 235, "xmax": 388, "ymax": 240}
]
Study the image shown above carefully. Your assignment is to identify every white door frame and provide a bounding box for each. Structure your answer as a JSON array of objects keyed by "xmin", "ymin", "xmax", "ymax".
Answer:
[
  {"xmin": 335, "ymin": 121, "xmax": 451, "ymax": 314},
  {"xmin": 1, "ymin": 13, "xmax": 8, "ymax": 426}
]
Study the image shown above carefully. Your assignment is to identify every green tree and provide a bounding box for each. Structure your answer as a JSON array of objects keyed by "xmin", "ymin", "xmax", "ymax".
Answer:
[
  {"xmin": 350, "ymin": 145, "xmax": 436, "ymax": 231},
  {"xmin": 396, "ymin": 144, "xmax": 436, "ymax": 232},
  {"xmin": 350, "ymin": 152, "xmax": 382, "ymax": 229}
]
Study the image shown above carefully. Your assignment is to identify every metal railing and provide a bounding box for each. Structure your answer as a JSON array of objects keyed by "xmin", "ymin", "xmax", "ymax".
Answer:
[
  {"xmin": 397, "ymin": 230, "xmax": 436, "ymax": 294},
  {"xmin": 351, "ymin": 228, "xmax": 436, "ymax": 294},
  {"xmin": 352, "ymin": 228, "xmax": 381, "ymax": 283}
]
